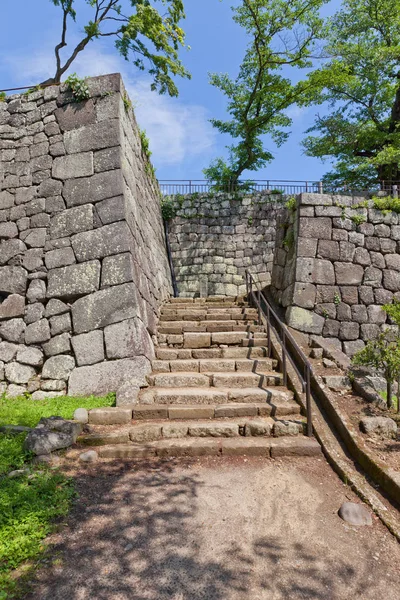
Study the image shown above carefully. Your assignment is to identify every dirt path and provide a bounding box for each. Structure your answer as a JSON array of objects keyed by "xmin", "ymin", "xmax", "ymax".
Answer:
[{"xmin": 27, "ymin": 456, "xmax": 400, "ymax": 600}]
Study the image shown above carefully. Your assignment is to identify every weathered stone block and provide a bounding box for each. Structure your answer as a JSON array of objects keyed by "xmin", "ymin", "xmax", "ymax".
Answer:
[
  {"xmin": 286, "ymin": 306, "xmax": 325, "ymax": 334},
  {"xmin": 27, "ymin": 279, "xmax": 46, "ymax": 303},
  {"xmin": 17, "ymin": 346, "xmax": 43, "ymax": 366},
  {"xmin": 0, "ymin": 222, "xmax": 18, "ymax": 239},
  {"xmin": 0, "ymin": 294, "xmax": 25, "ymax": 320},
  {"xmin": 42, "ymin": 355, "xmax": 75, "ymax": 380},
  {"xmin": 63, "ymin": 170, "xmax": 123, "ymax": 207},
  {"xmin": 296, "ymin": 258, "xmax": 335, "ymax": 285},
  {"xmin": 44, "ymin": 247, "xmax": 76, "ymax": 269},
  {"xmin": 334, "ymin": 262, "xmax": 364, "ymax": 285},
  {"xmin": 383, "ymin": 269, "xmax": 400, "ymax": 292},
  {"xmin": 101, "ymin": 252, "xmax": 133, "ymax": 287},
  {"xmin": 367, "ymin": 305, "xmax": 387, "ymax": 324},
  {"xmin": 44, "ymin": 298, "xmax": 70, "ymax": 318},
  {"xmin": 5, "ymin": 362, "xmax": 36, "ymax": 384},
  {"xmin": 50, "ymin": 312, "xmax": 72, "ymax": 336},
  {"xmin": 354, "ymin": 247, "xmax": 370, "ymax": 266},
  {"xmin": 52, "ymin": 152, "xmax": 93, "ymax": 180},
  {"xmin": 96, "ymin": 195, "xmax": 125, "ymax": 225},
  {"xmin": 94, "ymin": 147, "xmax": 121, "ymax": 173},
  {"xmin": 64, "ymin": 119, "xmax": 119, "ymax": 154},
  {"xmin": 47, "ymin": 261, "xmax": 101, "ymax": 299},
  {"xmin": 363, "ymin": 266, "xmax": 383, "ymax": 287},
  {"xmin": 55, "ymin": 100, "xmax": 96, "ymax": 132},
  {"xmin": 339, "ymin": 286, "xmax": 358, "ymax": 305},
  {"xmin": 42, "ymin": 332, "xmax": 71, "ymax": 356},
  {"xmin": 25, "ymin": 319, "xmax": 51, "ymax": 344},
  {"xmin": 104, "ymin": 317, "xmax": 154, "ymax": 360},
  {"xmin": 50, "ymin": 204, "xmax": 94, "ymax": 239},
  {"xmin": 0, "ymin": 318, "xmax": 25, "ymax": 342},
  {"xmin": 317, "ymin": 240, "xmax": 339, "ymax": 261},
  {"xmin": 299, "ymin": 217, "xmax": 332, "ymax": 240},
  {"xmin": 23, "ymin": 228, "xmax": 46, "ymax": 248},
  {"xmin": 323, "ymin": 319, "xmax": 340, "ymax": 337},
  {"xmin": 68, "ymin": 357, "xmax": 150, "ymax": 397},
  {"xmin": 292, "ymin": 283, "xmax": 316, "ymax": 309},
  {"xmin": 0, "ymin": 341, "xmax": 18, "ymax": 362},
  {"xmin": 297, "ymin": 238, "xmax": 317, "ymax": 258},
  {"xmin": 71, "ymin": 221, "xmax": 130, "ymax": 262},
  {"xmin": 71, "ymin": 330, "xmax": 105, "ymax": 366},
  {"xmin": 385, "ymin": 254, "xmax": 400, "ymax": 271},
  {"xmin": 71, "ymin": 282, "xmax": 138, "ymax": 334},
  {"xmin": 339, "ymin": 321, "xmax": 359, "ymax": 341}
]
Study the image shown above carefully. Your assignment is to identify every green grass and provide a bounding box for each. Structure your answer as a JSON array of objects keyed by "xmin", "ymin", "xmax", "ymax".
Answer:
[
  {"xmin": 0, "ymin": 393, "xmax": 115, "ymax": 428},
  {"xmin": 379, "ymin": 391, "xmax": 399, "ymax": 412},
  {"xmin": 0, "ymin": 394, "xmax": 115, "ymax": 598}
]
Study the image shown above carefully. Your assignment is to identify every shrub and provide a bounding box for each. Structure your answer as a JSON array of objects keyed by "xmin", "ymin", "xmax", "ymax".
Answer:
[{"xmin": 65, "ymin": 73, "xmax": 90, "ymax": 102}]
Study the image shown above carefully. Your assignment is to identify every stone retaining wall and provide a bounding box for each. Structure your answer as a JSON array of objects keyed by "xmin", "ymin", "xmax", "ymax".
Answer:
[
  {"xmin": 168, "ymin": 192, "xmax": 287, "ymax": 297},
  {"xmin": 271, "ymin": 193, "xmax": 400, "ymax": 355},
  {"xmin": 0, "ymin": 74, "xmax": 172, "ymax": 399}
]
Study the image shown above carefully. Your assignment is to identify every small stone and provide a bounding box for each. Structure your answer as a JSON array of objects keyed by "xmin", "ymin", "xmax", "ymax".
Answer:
[
  {"xmin": 0, "ymin": 294, "xmax": 25, "ymax": 320},
  {"xmin": 79, "ymin": 450, "xmax": 98, "ymax": 463},
  {"xmin": 359, "ymin": 416, "xmax": 397, "ymax": 439},
  {"xmin": 44, "ymin": 298, "xmax": 70, "ymax": 317},
  {"xmin": 338, "ymin": 502, "xmax": 372, "ymax": 526},
  {"xmin": 323, "ymin": 358, "xmax": 336, "ymax": 369},
  {"xmin": 42, "ymin": 332, "xmax": 71, "ymax": 356},
  {"xmin": 6, "ymin": 384, "xmax": 27, "ymax": 397},
  {"xmin": 27, "ymin": 279, "xmax": 46, "ymax": 303},
  {"xmin": 74, "ymin": 408, "xmax": 89, "ymax": 424},
  {"xmin": 25, "ymin": 302, "xmax": 45, "ymax": 325}
]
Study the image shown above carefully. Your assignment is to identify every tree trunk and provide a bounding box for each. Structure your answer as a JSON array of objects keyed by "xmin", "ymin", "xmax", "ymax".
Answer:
[{"xmin": 387, "ymin": 379, "xmax": 393, "ymax": 409}]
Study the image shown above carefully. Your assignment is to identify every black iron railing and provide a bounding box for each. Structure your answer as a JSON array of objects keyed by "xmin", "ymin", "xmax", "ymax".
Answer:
[
  {"xmin": 159, "ymin": 179, "xmax": 323, "ymax": 195},
  {"xmin": 159, "ymin": 179, "xmax": 400, "ymax": 197},
  {"xmin": 245, "ymin": 270, "xmax": 313, "ymax": 438}
]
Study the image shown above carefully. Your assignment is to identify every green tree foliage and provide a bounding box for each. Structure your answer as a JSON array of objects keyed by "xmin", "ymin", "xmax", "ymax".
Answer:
[
  {"xmin": 46, "ymin": 1, "xmax": 189, "ymax": 96},
  {"xmin": 203, "ymin": 0, "xmax": 326, "ymax": 188},
  {"xmin": 302, "ymin": 0, "xmax": 400, "ymax": 190},
  {"xmin": 353, "ymin": 332, "xmax": 400, "ymax": 409}
]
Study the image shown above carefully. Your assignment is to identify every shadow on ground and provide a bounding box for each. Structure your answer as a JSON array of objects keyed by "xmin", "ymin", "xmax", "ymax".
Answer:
[{"xmin": 25, "ymin": 458, "xmax": 398, "ymax": 600}]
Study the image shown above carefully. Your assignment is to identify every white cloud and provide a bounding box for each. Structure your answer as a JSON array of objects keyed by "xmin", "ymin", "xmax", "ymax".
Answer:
[
  {"xmin": 1, "ymin": 45, "xmax": 216, "ymax": 168},
  {"xmin": 285, "ymin": 105, "xmax": 308, "ymax": 121}
]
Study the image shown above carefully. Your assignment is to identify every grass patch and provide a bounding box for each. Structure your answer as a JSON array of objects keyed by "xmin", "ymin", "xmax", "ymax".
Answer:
[
  {"xmin": 379, "ymin": 391, "xmax": 399, "ymax": 412},
  {"xmin": 0, "ymin": 393, "xmax": 115, "ymax": 598},
  {"xmin": 0, "ymin": 393, "xmax": 115, "ymax": 428}
]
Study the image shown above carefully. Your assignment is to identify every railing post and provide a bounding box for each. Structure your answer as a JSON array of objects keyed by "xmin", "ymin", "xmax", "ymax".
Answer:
[
  {"xmin": 318, "ymin": 181, "xmax": 323, "ymax": 194},
  {"xmin": 306, "ymin": 366, "xmax": 312, "ymax": 437},
  {"xmin": 393, "ymin": 184, "xmax": 398, "ymax": 198},
  {"xmin": 282, "ymin": 329, "xmax": 287, "ymax": 387},
  {"xmin": 189, "ymin": 180, "xmax": 192, "ymax": 194},
  {"xmin": 257, "ymin": 289, "xmax": 261, "ymax": 325},
  {"xmin": 266, "ymin": 304, "xmax": 272, "ymax": 358}
]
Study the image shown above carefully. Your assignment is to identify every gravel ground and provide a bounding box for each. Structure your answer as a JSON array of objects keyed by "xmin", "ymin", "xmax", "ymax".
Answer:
[{"xmin": 26, "ymin": 455, "xmax": 400, "ymax": 600}]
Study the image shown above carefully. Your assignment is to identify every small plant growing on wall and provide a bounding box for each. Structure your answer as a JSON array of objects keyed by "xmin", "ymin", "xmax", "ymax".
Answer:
[
  {"xmin": 0, "ymin": 92, "xmax": 6, "ymax": 102},
  {"xmin": 372, "ymin": 195, "xmax": 400, "ymax": 214},
  {"xmin": 123, "ymin": 92, "xmax": 132, "ymax": 113},
  {"xmin": 65, "ymin": 73, "xmax": 90, "ymax": 102},
  {"xmin": 285, "ymin": 196, "xmax": 297, "ymax": 212},
  {"xmin": 160, "ymin": 196, "xmax": 176, "ymax": 221}
]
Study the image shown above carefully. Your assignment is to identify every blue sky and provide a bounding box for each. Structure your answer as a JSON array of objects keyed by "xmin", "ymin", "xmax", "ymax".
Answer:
[{"xmin": 0, "ymin": 0, "xmax": 341, "ymax": 183}]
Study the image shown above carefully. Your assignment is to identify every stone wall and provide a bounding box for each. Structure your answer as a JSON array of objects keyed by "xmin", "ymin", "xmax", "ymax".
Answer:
[
  {"xmin": 271, "ymin": 193, "xmax": 400, "ymax": 355},
  {"xmin": 0, "ymin": 74, "xmax": 172, "ymax": 400},
  {"xmin": 168, "ymin": 191, "xmax": 287, "ymax": 297}
]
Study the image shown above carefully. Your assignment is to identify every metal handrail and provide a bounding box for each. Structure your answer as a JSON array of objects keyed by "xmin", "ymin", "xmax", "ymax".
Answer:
[{"xmin": 245, "ymin": 270, "xmax": 313, "ymax": 437}]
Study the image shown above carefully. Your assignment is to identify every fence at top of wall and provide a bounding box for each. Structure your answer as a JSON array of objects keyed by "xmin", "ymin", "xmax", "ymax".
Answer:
[{"xmin": 167, "ymin": 191, "xmax": 290, "ymax": 298}]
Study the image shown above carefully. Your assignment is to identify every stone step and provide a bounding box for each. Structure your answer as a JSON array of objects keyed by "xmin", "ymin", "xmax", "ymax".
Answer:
[
  {"xmin": 130, "ymin": 402, "xmax": 298, "ymax": 420},
  {"xmin": 158, "ymin": 321, "xmax": 262, "ymax": 334},
  {"xmin": 146, "ymin": 371, "xmax": 283, "ymax": 388},
  {"xmin": 164, "ymin": 331, "xmax": 267, "ymax": 350},
  {"xmin": 138, "ymin": 386, "xmax": 296, "ymax": 408},
  {"xmin": 79, "ymin": 417, "xmax": 306, "ymax": 447},
  {"xmin": 84, "ymin": 436, "xmax": 321, "ymax": 459},
  {"xmin": 168, "ymin": 296, "xmax": 246, "ymax": 305},
  {"xmin": 155, "ymin": 347, "xmax": 270, "ymax": 360},
  {"xmin": 151, "ymin": 358, "xmax": 278, "ymax": 373},
  {"xmin": 160, "ymin": 309, "xmax": 257, "ymax": 321}
]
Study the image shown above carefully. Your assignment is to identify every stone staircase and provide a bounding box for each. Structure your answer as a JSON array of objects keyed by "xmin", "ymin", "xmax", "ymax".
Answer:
[{"xmin": 75, "ymin": 297, "xmax": 321, "ymax": 459}]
